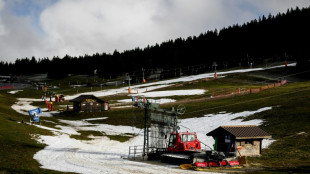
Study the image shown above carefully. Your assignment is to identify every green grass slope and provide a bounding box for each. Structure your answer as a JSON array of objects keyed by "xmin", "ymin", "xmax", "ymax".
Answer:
[
  {"xmin": 0, "ymin": 93, "xmax": 63, "ymax": 174},
  {"xmin": 0, "ymin": 66, "xmax": 309, "ymax": 173}
]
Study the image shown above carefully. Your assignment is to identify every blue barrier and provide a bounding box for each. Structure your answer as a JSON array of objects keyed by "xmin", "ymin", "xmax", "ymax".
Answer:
[
  {"xmin": 28, "ymin": 108, "xmax": 42, "ymax": 125},
  {"xmin": 28, "ymin": 108, "xmax": 42, "ymax": 116}
]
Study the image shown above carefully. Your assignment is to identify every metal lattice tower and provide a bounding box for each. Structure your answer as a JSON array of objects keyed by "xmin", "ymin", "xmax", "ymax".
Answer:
[{"xmin": 133, "ymin": 97, "xmax": 185, "ymax": 158}]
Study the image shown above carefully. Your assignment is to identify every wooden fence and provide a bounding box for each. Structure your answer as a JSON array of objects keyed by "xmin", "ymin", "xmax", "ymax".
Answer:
[{"xmin": 211, "ymin": 80, "xmax": 288, "ymax": 100}]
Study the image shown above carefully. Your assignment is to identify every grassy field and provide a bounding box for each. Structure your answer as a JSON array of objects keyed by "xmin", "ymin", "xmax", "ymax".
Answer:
[
  {"xmin": 0, "ymin": 92, "xmax": 64, "ymax": 173},
  {"xmin": 1, "ymin": 65, "xmax": 310, "ymax": 173}
]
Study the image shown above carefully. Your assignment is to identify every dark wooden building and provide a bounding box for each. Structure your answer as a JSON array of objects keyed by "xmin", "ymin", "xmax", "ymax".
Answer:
[
  {"xmin": 69, "ymin": 95, "xmax": 109, "ymax": 112},
  {"xmin": 206, "ymin": 125, "xmax": 271, "ymax": 157}
]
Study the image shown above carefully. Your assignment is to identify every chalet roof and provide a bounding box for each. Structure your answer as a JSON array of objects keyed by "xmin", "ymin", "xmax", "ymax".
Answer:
[
  {"xmin": 69, "ymin": 95, "xmax": 106, "ymax": 103},
  {"xmin": 206, "ymin": 125, "xmax": 272, "ymax": 139}
]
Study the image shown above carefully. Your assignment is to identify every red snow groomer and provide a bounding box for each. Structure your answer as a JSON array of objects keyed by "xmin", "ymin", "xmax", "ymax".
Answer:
[
  {"xmin": 160, "ymin": 131, "xmax": 201, "ymax": 163},
  {"xmin": 167, "ymin": 131, "xmax": 201, "ymax": 152}
]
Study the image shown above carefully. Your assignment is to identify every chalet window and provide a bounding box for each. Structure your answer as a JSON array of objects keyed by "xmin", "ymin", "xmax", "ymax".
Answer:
[
  {"xmin": 225, "ymin": 135, "xmax": 231, "ymax": 143},
  {"xmin": 245, "ymin": 140, "xmax": 253, "ymax": 145}
]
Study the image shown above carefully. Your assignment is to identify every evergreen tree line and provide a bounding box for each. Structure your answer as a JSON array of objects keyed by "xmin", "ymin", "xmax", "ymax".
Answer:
[{"xmin": 0, "ymin": 7, "xmax": 309, "ymax": 80}]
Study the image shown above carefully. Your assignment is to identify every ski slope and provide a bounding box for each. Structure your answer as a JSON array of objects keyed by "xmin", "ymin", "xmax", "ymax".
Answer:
[
  {"xmin": 33, "ymin": 107, "xmax": 275, "ymax": 174},
  {"xmin": 9, "ymin": 64, "xmax": 290, "ymax": 173}
]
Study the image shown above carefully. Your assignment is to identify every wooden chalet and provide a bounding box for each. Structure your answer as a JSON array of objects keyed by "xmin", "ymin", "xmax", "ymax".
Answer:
[
  {"xmin": 206, "ymin": 125, "xmax": 272, "ymax": 157},
  {"xmin": 69, "ymin": 95, "xmax": 109, "ymax": 112}
]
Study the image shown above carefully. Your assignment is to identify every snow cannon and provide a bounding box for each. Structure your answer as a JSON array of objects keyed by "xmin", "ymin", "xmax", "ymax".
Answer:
[{"xmin": 28, "ymin": 108, "xmax": 42, "ymax": 125}]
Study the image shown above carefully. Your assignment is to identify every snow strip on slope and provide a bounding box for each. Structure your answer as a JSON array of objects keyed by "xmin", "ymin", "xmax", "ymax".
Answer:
[
  {"xmin": 131, "ymin": 89, "xmax": 205, "ymax": 97},
  {"xmin": 11, "ymin": 98, "xmax": 59, "ymax": 117},
  {"xmin": 7, "ymin": 90, "xmax": 23, "ymax": 94},
  {"xmin": 33, "ymin": 107, "xmax": 275, "ymax": 174},
  {"xmin": 62, "ymin": 63, "xmax": 296, "ymax": 100}
]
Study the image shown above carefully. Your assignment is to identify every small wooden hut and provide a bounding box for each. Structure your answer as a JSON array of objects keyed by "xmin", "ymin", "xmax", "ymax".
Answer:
[
  {"xmin": 206, "ymin": 125, "xmax": 272, "ymax": 157},
  {"xmin": 69, "ymin": 95, "xmax": 109, "ymax": 112}
]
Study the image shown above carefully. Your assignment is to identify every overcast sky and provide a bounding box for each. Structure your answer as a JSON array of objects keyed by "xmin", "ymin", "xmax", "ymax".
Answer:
[{"xmin": 0, "ymin": 0, "xmax": 309, "ymax": 62}]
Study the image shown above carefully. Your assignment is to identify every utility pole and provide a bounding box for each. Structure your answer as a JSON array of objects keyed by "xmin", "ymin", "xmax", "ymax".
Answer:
[
  {"xmin": 127, "ymin": 75, "xmax": 132, "ymax": 93},
  {"xmin": 127, "ymin": 75, "xmax": 131, "ymax": 87},
  {"xmin": 143, "ymin": 102, "xmax": 149, "ymax": 159},
  {"xmin": 179, "ymin": 67, "xmax": 182, "ymax": 77},
  {"xmin": 175, "ymin": 67, "xmax": 177, "ymax": 78},
  {"xmin": 142, "ymin": 68, "xmax": 145, "ymax": 83}
]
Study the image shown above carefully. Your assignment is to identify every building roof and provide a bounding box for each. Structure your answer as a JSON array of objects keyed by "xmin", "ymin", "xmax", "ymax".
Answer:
[
  {"xmin": 206, "ymin": 125, "xmax": 272, "ymax": 139},
  {"xmin": 69, "ymin": 95, "xmax": 106, "ymax": 103}
]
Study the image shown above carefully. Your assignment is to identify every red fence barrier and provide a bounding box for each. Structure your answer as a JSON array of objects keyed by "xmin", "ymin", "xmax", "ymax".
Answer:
[
  {"xmin": 281, "ymin": 80, "xmax": 287, "ymax": 85},
  {"xmin": 250, "ymin": 88, "xmax": 260, "ymax": 94},
  {"xmin": 0, "ymin": 85, "xmax": 14, "ymax": 90},
  {"xmin": 268, "ymin": 84, "xmax": 274, "ymax": 88},
  {"xmin": 260, "ymin": 86, "xmax": 269, "ymax": 91},
  {"xmin": 274, "ymin": 83, "xmax": 281, "ymax": 87},
  {"xmin": 210, "ymin": 80, "xmax": 288, "ymax": 100}
]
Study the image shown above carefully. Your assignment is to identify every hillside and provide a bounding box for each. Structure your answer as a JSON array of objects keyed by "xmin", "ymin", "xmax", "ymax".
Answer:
[{"xmin": 1, "ymin": 63, "xmax": 310, "ymax": 173}]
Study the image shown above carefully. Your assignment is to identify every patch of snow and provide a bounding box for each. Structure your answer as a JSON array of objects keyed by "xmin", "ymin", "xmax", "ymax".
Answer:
[
  {"xmin": 11, "ymin": 98, "xmax": 59, "ymax": 117},
  {"xmin": 147, "ymin": 98, "xmax": 176, "ymax": 104},
  {"xmin": 83, "ymin": 117, "xmax": 108, "ymax": 121},
  {"xmin": 262, "ymin": 139, "xmax": 276, "ymax": 149},
  {"xmin": 11, "ymin": 98, "xmax": 40, "ymax": 115},
  {"xmin": 117, "ymin": 99, "xmax": 134, "ymax": 103},
  {"xmin": 40, "ymin": 111, "xmax": 60, "ymax": 117},
  {"xmin": 131, "ymin": 89, "xmax": 205, "ymax": 98},
  {"xmin": 34, "ymin": 134, "xmax": 205, "ymax": 174},
  {"xmin": 297, "ymin": 132, "xmax": 307, "ymax": 135},
  {"xmin": 7, "ymin": 90, "xmax": 23, "ymax": 94},
  {"xmin": 66, "ymin": 84, "xmax": 171, "ymax": 100}
]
